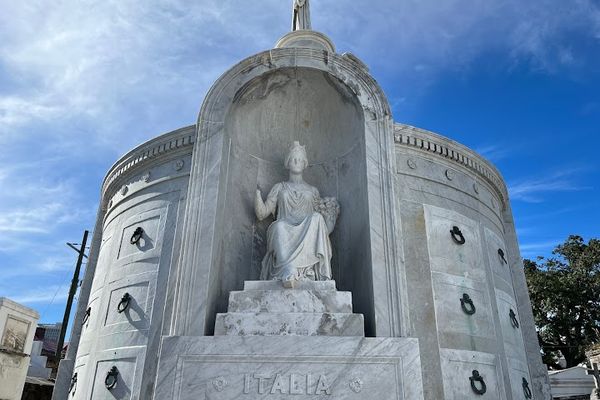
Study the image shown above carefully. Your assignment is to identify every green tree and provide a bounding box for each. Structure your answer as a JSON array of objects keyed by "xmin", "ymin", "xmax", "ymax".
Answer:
[{"xmin": 524, "ymin": 235, "xmax": 600, "ymax": 369}]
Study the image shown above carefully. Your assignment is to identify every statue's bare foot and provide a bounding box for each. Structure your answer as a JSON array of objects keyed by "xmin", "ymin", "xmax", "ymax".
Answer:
[{"xmin": 282, "ymin": 277, "xmax": 295, "ymax": 288}]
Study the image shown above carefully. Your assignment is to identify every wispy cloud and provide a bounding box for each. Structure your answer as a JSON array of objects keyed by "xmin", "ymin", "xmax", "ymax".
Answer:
[
  {"xmin": 9, "ymin": 285, "xmax": 70, "ymax": 305},
  {"xmin": 474, "ymin": 144, "xmax": 513, "ymax": 163},
  {"xmin": 519, "ymin": 239, "xmax": 563, "ymax": 259},
  {"xmin": 508, "ymin": 169, "xmax": 593, "ymax": 202}
]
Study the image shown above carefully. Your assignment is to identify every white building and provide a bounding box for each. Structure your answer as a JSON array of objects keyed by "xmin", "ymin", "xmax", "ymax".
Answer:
[
  {"xmin": 0, "ymin": 297, "xmax": 40, "ymax": 400},
  {"xmin": 548, "ymin": 366, "xmax": 595, "ymax": 399}
]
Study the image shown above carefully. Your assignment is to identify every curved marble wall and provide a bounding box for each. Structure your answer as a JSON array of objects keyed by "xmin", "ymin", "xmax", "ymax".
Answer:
[
  {"xmin": 68, "ymin": 126, "xmax": 194, "ymax": 400},
  {"xmin": 393, "ymin": 123, "xmax": 535, "ymax": 399}
]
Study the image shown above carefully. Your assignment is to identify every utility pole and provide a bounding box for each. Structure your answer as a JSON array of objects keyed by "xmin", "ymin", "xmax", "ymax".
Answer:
[{"xmin": 55, "ymin": 230, "xmax": 89, "ymax": 359}]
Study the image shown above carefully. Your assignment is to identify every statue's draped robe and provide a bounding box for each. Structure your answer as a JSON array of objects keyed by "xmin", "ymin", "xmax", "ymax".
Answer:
[
  {"xmin": 292, "ymin": 0, "xmax": 311, "ymax": 30},
  {"xmin": 260, "ymin": 182, "xmax": 332, "ymax": 281}
]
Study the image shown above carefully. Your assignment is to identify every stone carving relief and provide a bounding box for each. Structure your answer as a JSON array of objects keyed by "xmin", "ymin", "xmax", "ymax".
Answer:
[
  {"xmin": 255, "ymin": 141, "xmax": 340, "ymax": 287},
  {"xmin": 212, "ymin": 377, "xmax": 228, "ymax": 392},
  {"xmin": 1, "ymin": 315, "xmax": 30, "ymax": 353},
  {"xmin": 174, "ymin": 159, "xmax": 185, "ymax": 171},
  {"xmin": 349, "ymin": 377, "xmax": 363, "ymax": 393}
]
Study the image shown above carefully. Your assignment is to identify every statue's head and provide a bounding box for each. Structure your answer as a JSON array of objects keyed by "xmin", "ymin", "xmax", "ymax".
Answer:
[{"xmin": 285, "ymin": 141, "xmax": 308, "ymax": 173}]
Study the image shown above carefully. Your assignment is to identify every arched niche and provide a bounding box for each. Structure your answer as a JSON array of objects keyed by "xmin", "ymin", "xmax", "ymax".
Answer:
[
  {"xmin": 174, "ymin": 48, "xmax": 405, "ymax": 340},
  {"xmin": 216, "ymin": 67, "xmax": 373, "ymax": 334}
]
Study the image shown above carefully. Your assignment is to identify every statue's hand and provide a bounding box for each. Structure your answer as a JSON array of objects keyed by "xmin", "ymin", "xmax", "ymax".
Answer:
[{"xmin": 255, "ymin": 187, "xmax": 269, "ymax": 220}]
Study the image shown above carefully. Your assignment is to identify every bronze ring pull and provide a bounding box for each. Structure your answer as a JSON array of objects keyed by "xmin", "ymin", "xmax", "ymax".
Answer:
[
  {"xmin": 105, "ymin": 366, "xmax": 119, "ymax": 390},
  {"xmin": 498, "ymin": 248, "xmax": 507, "ymax": 264},
  {"xmin": 117, "ymin": 293, "xmax": 131, "ymax": 313},
  {"xmin": 130, "ymin": 227, "xmax": 144, "ymax": 245},
  {"xmin": 522, "ymin": 377, "xmax": 532, "ymax": 399},
  {"xmin": 81, "ymin": 307, "xmax": 91, "ymax": 326},
  {"xmin": 460, "ymin": 293, "xmax": 476, "ymax": 315},
  {"xmin": 69, "ymin": 372, "xmax": 77, "ymax": 394},
  {"xmin": 510, "ymin": 308, "xmax": 520, "ymax": 328},
  {"xmin": 450, "ymin": 226, "xmax": 466, "ymax": 245},
  {"xmin": 469, "ymin": 370, "xmax": 487, "ymax": 395}
]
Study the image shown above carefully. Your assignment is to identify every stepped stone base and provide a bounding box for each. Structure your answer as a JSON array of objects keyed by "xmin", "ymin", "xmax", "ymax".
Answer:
[
  {"xmin": 155, "ymin": 336, "xmax": 424, "ymax": 400},
  {"xmin": 215, "ymin": 280, "xmax": 363, "ymax": 337}
]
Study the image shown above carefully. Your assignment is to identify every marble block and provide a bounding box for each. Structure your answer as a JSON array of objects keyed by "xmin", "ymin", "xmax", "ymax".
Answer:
[
  {"xmin": 154, "ymin": 335, "xmax": 424, "ymax": 400},
  {"xmin": 228, "ymin": 289, "xmax": 353, "ymax": 313},
  {"xmin": 214, "ymin": 312, "xmax": 364, "ymax": 336},
  {"xmin": 243, "ymin": 280, "xmax": 337, "ymax": 291}
]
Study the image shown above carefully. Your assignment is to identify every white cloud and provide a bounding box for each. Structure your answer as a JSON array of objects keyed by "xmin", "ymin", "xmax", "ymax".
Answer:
[
  {"xmin": 508, "ymin": 169, "xmax": 592, "ymax": 203},
  {"xmin": 0, "ymin": 0, "xmax": 598, "ymax": 143}
]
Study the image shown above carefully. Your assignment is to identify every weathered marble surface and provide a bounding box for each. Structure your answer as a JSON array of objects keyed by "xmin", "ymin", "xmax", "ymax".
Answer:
[
  {"xmin": 154, "ymin": 336, "xmax": 423, "ymax": 400},
  {"xmin": 244, "ymin": 280, "xmax": 336, "ymax": 291},
  {"xmin": 215, "ymin": 312, "xmax": 364, "ymax": 336},
  {"xmin": 230, "ymin": 280, "xmax": 351, "ymax": 313},
  {"xmin": 228, "ymin": 289, "xmax": 352, "ymax": 313}
]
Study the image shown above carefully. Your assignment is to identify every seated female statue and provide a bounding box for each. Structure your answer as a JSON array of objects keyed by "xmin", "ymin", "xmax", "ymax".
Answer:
[{"xmin": 255, "ymin": 141, "xmax": 339, "ymax": 287}]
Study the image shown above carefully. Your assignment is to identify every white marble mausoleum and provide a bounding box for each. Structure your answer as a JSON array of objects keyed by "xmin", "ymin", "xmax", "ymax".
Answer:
[{"xmin": 54, "ymin": 2, "xmax": 552, "ymax": 399}]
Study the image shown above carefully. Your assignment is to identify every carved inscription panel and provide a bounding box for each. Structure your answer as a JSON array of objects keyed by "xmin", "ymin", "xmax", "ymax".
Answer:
[
  {"xmin": 1, "ymin": 315, "xmax": 30, "ymax": 353},
  {"xmin": 155, "ymin": 336, "xmax": 424, "ymax": 400}
]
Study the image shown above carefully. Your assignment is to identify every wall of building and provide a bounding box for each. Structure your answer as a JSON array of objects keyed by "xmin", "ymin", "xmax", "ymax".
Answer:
[
  {"xmin": 0, "ymin": 297, "xmax": 39, "ymax": 400},
  {"xmin": 56, "ymin": 40, "xmax": 551, "ymax": 400},
  {"xmin": 393, "ymin": 124, "xmax": 550, "ymax": 399},
  {"xmin": 64, "ymin": 126, "xmax": 195, "ymax": 400}
]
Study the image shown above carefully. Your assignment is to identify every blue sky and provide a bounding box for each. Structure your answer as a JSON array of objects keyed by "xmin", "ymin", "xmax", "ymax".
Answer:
[{"xmin": 0, "ymin": 0, "xmax": 598, "ymax": 328}]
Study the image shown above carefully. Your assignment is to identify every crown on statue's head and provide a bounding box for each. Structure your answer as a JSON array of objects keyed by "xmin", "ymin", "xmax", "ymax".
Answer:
[{"xmin": 285, "ymin": 140, "xmax": 308, "ymax": 168}]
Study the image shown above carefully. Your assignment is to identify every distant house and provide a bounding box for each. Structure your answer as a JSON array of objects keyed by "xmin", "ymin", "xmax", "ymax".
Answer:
[{"xmin": 549, "ymin": 366, "xmax": 595, "ymax": 399}]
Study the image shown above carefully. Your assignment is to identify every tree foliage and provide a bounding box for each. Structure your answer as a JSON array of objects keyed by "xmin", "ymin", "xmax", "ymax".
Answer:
[{"xmin": 524, "ymin": 235, "xmax": 600, "ymax": 369}]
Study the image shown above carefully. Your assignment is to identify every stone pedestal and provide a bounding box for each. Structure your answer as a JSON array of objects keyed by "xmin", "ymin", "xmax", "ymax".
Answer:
[
  {"xmin": 215, "ymin": 281, "xmax": 364, "ymax": 337},
  {"xmin": 155, "ymin": 336, "xmax": 423, "ymax": 400},
  {"xmin": 154, "ymin": 282, "xmax": 424, "ymax": 399}
]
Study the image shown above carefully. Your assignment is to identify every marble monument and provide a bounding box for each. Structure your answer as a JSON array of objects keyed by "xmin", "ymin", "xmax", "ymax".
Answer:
[{"xmin": 53, "ymin": 1, "xmax": 551, "ymax": 399}]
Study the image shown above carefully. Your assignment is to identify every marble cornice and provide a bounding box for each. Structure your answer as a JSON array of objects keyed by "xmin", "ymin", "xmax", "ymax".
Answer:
[
  {"xmin": 393, "ymin": 123, "xmax": 509, "ymax": 209},
  {"xmin": 101, "ymin": 125, "xmax": 196, "ymax": 202}
]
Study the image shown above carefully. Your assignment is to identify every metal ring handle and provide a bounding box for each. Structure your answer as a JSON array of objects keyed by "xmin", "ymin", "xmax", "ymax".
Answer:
[
  {"xmin": 81, "ymin": 307, "xmax": 91, "ymax": 326},
  {"xmin": 69, "ymin": 372, "xmax": 77, "ymax": 395},
  {"xmin": 510, "ymin": 308, "xmax": 520, "ymax": 328},
  {"xmin": 469, "ymin": 370, "xmax": 487, "ymax": 395},
  {"xmin": 117, "ymin": 293, "xmax": 131, "ymax": 313},
  {"xmin": 498, "ymin": 248, "xmax": 507, "ymax": 264},
  {"xmin": 105, "ymin": 366, "xmax": 119, "ymax": 390},
  {"xmin": 522, "ymin": 377, "xmax": 532, "ymax": 399},
  {"xmin": 450, "ymin": 226, "xmax": 466, "ymax": 245},
  {"xmin": 130, "ymin": 227, "xmax": 144, "ymax": 245},
  {"xmin": 460, "ymin": 293, "xmax": 476, "ymax": 315}
]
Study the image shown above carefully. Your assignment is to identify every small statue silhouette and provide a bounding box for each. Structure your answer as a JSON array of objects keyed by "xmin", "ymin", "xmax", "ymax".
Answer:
[{"xmin": 292, "ymin": 0, "xmax": 311, "ymax": 31}]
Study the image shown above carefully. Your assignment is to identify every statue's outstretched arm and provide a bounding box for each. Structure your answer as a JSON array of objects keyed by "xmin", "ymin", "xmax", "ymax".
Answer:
[{"xmin": 255, "ymin": 185, "xmax": 278, "ymax": 221}]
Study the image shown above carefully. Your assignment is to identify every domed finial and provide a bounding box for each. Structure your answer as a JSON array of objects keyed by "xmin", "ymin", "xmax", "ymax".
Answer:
[{"xmin": 292, "ymin": 0, "xmax": 312, "ymax": 31}]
